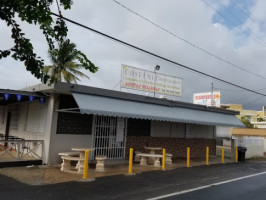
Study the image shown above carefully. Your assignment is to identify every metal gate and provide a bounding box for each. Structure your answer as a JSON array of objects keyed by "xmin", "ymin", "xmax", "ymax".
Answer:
[{"xmin": 92, "ymin": 116, "xmax": 127, "ymax": 159}]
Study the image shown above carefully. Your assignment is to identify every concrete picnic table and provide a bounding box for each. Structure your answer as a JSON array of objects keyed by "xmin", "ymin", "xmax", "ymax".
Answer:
[
  {"xmin": 71, "ymin": 147, "xmax": 95, "ymax": 173},
  {"xmin": 144, "ymin": 147, "xmax": 162, "ymax": 164}
]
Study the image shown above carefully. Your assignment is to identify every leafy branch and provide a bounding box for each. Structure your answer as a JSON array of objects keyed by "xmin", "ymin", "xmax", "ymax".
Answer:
[{"xmin": 0, "ymin": 0, "xmax": 75, "ymax": 83}]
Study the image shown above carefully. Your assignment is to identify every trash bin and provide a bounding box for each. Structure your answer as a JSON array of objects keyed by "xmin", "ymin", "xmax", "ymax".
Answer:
[{"xmin": 238, "ymin": 147, "xmax": 247, "ymax": 162}]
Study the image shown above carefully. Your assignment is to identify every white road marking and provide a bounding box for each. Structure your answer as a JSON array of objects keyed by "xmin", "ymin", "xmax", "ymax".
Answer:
[{"xmin": 147, "ymin": 171, "xmax": 266, "ymax": 200}]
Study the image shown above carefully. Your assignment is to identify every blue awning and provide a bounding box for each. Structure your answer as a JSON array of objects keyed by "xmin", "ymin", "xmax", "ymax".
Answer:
[{"xmin": 72, "ymin": 92, "xmax": 244, "ymax": 127}]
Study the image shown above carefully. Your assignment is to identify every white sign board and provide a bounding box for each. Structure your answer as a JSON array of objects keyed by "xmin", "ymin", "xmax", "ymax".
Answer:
[
  {"xmin": 121, "ymin": 65, "xmax": 182, "ymax": 97},
  {"xmin": 193, "ymin": 91, "xmax": 221, "ymax": 107}
]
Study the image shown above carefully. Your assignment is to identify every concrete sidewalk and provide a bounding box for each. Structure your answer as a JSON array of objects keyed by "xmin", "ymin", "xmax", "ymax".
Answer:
[{"xmin": 0, "ymin": 156, "xmax": 233, "ymax": 185}]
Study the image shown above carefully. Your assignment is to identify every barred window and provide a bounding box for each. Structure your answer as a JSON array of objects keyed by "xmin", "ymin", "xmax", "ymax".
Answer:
[{"xmin": 56, "ymin": 112, "xmax": 93, "ymax": 135}]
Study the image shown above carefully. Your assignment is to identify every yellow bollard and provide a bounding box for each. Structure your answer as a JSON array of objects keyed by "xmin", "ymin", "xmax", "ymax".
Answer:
[
  {"xmin": 206, "ymin": 146, "xmax": 209, "ymax": 166},
  {"xmin": 235, "ymin": 147, "xmax": 238, "ymax": 162},
  {"xmin": 162, "ymin": 148, "xmax": 166, "ymax": 170},
  {"xmin": 128, "ymin": 148, "xmax": 133, "ymax": 174},
  {"xmin": 83, "ymin": 150, "xmax": 89, "ymax": 180},
  {"xmin": 187, "ymin": 147, "xmax": 190, "ymax": 167},
  {"xmin": 221, "ymin": 147, "xmax": 224, "ymax": 164}
]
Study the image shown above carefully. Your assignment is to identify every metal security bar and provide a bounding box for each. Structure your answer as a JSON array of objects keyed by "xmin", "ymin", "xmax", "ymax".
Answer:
[{"xmin": 92, "ymin": 116, "xmax": 127, "ymax": 159}]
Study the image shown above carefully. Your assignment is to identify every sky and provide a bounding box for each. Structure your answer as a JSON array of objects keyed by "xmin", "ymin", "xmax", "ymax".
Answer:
[{"xmin": 1, "ymin": 0, "xmax": 266, "ymax": 110}]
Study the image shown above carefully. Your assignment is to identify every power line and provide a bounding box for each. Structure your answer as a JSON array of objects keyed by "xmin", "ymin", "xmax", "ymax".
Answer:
[
  {"xmin": 50, "ymin": 12, "xmax": 266, "ymax": 98},
  {"xmin": 242, "ymin": 95, "xmax": 266, "ymax": 107},
  {"xmin": 215, "ymin": 86, "xmax": 266, "ymax": 92},
  {"xmin": 201, "ymin": 0, "xmax": 266, "ymax": 48},
  {"xmin": 235, "ymin": 0, "xmax": 258, "ymax": 23},
  {"xmin": 111, "ymin": 0, "xmax": 266, "ymax": 80},
  {"xmin": 232, "ymin": 0, "xmax": 258, "ymax": 24},
  {"xmin": 216, "ymin": 0, "xmax": 266, "ymax": 46}
]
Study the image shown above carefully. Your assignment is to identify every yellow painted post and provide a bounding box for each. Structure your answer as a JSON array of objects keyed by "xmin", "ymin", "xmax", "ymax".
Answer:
[
  {"xmin": 221, "ymin": 147, "xmax": 224, "ymax": 164},
  {"xmin": 162, "ymin": 148, "xmax": 166, "ymax": 170},
  {"xmin": 206, "ymin": 146, "xmax": 209, "ymax": 166},
  {"xmin": 83, "ymin": 150, "xmax": 89, "ymax": 180},
  {"xmin": 187, "ymin": 147, "xmax": 190, "ymax": 167},
  {"xmin": 128, "ymin": 148, "xmax": 133, "ymax": 174},
  {"xmin": 235, "ymin": 147, "xmax": 238, "ymax": 162}
]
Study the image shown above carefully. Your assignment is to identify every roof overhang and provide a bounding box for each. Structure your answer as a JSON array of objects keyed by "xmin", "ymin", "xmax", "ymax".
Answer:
[
  {"xmin": 72, "ymin": 92, "xmax": 244, "ymax": 127},
  {"xmin": 0, "ymin": 89, "xmax": 46, "ymax": 105}
]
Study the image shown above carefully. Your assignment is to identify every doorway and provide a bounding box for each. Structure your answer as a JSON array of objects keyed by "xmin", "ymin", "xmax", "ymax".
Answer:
[{"xmin": 92, "ymin": 116, "xmax": 127, "ymax": 159}]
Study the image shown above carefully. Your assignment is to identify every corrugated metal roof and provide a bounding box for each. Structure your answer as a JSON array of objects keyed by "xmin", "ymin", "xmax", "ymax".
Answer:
[{"xmin": 72, "ymin": 92, "xmax": 244, "ymax": 127}]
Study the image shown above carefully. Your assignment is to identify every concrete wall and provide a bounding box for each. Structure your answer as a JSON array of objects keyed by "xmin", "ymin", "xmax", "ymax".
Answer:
[
  {"xmin": 0, "ymin": 101, "xmax": 50, "ymax": 163},
  {"xmin": 234, "ymin": 136, "xmax": 264, "ymax": 158},
  {"xmin": 47, "ymin": 94, "xmax": 94, "ymax": 165}
]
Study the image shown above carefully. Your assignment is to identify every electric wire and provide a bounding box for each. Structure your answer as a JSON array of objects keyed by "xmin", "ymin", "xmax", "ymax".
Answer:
[
  {"xmin": 216, "ymin": 0, "xmax": 266, "ymax": 46},
  {"xmin": 50, "ymin": 12, "xmax": 266, "ymax": 98},
  {"xmin": 232, "ymin": 0, "xmax": 258, "ymax": 23},
  {"xmin": 242, "ymin": 95, "xmax": 266, "ymax": 107},
  {"xmin": 235, "ymin": 0, "xmax": 258, "ymax": 23},
  {"xmin": 112, "ymin": 0, "xmax": 266, "ymax": 80},
  {"xmin": 201, "ymin": 0, "xmax": 266, "ymax": 47}
]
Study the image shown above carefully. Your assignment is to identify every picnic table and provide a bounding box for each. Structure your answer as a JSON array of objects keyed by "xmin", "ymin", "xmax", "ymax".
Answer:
[
  {"xmin": 144, "ymin": 147, "xmax": 162, "ymax": 164},
  {"xmin": 71, "ymin": 147, "xmax": 95, "ymax": 173}
]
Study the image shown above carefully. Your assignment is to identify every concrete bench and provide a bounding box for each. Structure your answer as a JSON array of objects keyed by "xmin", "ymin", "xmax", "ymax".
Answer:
[
  {"xmin": 60, "ymin": 155, "xmax": 84, "ymax": 173},
  {"xmin": 58, "ymin": 152, "xmax": 80, "ymax": 157},
  {"xmin": 134, "ymin": 151, "xmax": 142, "ymax": 162},
  {"xmin": 165, "ymin": 153, "xmax": 173, "ymax": 165},
  {"xmin": 95, "ymin": 155, "xmax": 107, "ymax": 172},
  {"xmin": 137, "ymin": 153, "xmax": 163, "ymax": 167}
]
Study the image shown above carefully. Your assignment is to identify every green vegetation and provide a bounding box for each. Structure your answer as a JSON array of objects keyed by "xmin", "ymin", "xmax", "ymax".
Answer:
[
  {"xmin": 0, "ymin": 0, "xmax": 97, "ymax": 84},
  {"xmin": 240, "ymin": 115, "xmax": 254, "ymax": 128},
  {"xmin": 44, "ymin": 39, "xmax": 98, "ymax": 83}
]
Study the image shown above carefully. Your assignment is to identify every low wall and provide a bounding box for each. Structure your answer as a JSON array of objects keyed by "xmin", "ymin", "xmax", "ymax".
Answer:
[
  {"xmin": 234, "ymin": 136, "xmax": 264, "ymax": 158},
  {"xmin": 126, "ymin": 136, "xmax": 216, "ymax": 158}
]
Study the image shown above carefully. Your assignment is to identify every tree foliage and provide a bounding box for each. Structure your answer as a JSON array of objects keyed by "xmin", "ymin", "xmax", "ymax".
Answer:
[
  {"xmin": 240, "ymin": 115, "xmax": 254, "ymax": 128},
  {"xmin": 44, "ymin": 39, "xmax": 98, "ymax": 83},
  {"xmin": 0, "ymin": 0, "xmax": 96, "ymax": 84}
]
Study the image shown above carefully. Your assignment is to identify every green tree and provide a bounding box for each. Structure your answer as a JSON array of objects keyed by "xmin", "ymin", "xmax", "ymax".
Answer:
[
  {"xmin": 240, "ymin": 115, "xmax": 254, "ymax": 128},
  {"xmin": 44, "ymin": 39, "xmax": 98, "ymax": 83},
  {"xmin": 0, "ymin": 0, "xmax": 96, "ymax": 84}
]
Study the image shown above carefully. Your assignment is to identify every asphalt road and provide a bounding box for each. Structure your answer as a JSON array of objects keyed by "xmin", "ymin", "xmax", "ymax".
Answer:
[
  {"xmin": 1, "ymin": 161, "xmax": 266, "ymax": 200},
  {"xmin": 157, "ymin": 172, "xmax": 266, "ymax": 200}
]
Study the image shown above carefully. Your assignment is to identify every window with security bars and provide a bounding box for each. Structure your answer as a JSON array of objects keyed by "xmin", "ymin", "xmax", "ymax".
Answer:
[
  {"xmin": 25, "ymin": 101, "xmax": 47, "ymax": 133},
  {"xmin": 56, "ymin": 112, "xmax": 93, "ymax": 134}
]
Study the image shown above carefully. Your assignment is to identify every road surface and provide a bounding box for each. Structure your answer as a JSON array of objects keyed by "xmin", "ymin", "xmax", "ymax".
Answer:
[{"xmin": 1, "ymin": 161, "xmax": 266, "ymax": 200}]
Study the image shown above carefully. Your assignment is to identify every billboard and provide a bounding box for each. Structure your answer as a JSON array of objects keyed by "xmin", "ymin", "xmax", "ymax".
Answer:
[
  {"xmin": 193, "ymin": 91, "xmax": 221, "ymax": 107},
  {"xmin": 121, "ymin": 65, "xmax": 182, "ymax": 97}
]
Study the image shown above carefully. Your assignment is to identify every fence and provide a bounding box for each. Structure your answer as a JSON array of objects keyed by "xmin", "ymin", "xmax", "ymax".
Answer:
[{"xmin": 0, "ymin": 140, "xmax": 44, "ymax": 161}]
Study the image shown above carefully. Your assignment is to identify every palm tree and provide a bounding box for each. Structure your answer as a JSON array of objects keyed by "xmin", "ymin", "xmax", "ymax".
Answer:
[{"xmin": 44, "ymin": 39, "xmax": 98, "ymax": 83}]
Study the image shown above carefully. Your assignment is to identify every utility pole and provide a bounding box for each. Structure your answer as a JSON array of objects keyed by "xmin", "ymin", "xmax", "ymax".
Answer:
[
  {"xmin": 211, "ymin": 83, "xmax": 214, "ymax": 107},
  {"xmin": 154, "ymin": 65, "xmax": 160, "ymax": 98}
]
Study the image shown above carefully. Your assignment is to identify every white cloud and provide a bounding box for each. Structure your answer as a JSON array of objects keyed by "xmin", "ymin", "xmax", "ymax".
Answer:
[{"xmin": 1, "ymin": 0, "xmax": 266, "ymax": 110}]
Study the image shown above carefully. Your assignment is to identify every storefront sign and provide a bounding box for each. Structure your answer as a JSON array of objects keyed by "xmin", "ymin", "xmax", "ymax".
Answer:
[
  {"xmin": 193, "ymin": 91, "xmax": 221, "ymax": 107},
  {"xmin": 121, "ymin": 65, "xmax": 182, "ymax": 97}
]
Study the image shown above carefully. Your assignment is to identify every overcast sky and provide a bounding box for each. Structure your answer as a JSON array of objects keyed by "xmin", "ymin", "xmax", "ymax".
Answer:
[{"xmin": 1, "ymin": 0, "xmax": 266, "ymax": 110}]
